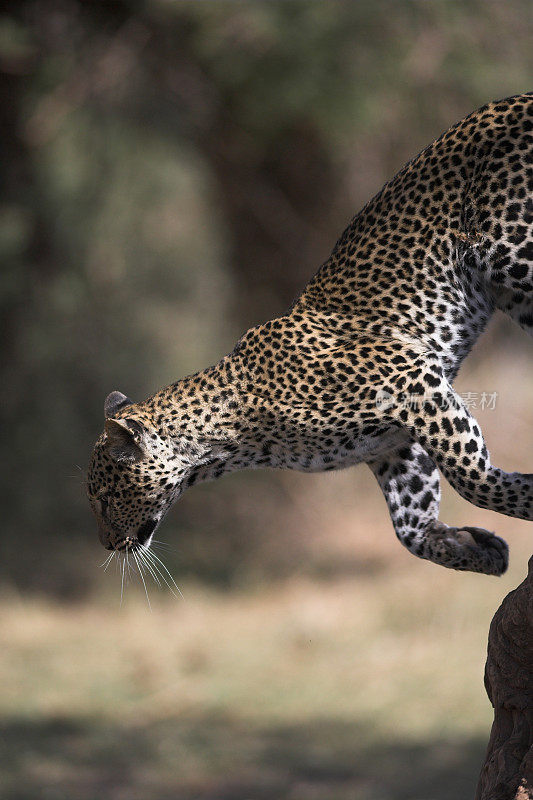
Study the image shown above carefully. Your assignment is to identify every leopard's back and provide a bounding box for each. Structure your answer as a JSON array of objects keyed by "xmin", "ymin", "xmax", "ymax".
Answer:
[{"xmin": 298, "ymin": 92, "xmax": 533, "ymax": 375}]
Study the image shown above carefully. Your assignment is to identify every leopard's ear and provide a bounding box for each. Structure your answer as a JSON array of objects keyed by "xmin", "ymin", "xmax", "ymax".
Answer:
[
  {"xmin": 104, "ymin": 418, "xmax": 145, "ymax": 463},
  {"xmin": 104, "ymin": 391, "xmax": 134, "ymax": 419}
]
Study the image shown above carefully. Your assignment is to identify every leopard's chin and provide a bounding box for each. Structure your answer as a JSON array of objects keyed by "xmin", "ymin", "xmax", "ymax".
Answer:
[{"xmin": 136, "ymin": 517, "xmax": 159, "ymax": 547}]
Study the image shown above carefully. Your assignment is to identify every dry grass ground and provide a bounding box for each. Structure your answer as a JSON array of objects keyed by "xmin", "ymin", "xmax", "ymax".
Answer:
[{"xmin": 1, "ymin": 529, "xmax": 531, "ymax": 800}]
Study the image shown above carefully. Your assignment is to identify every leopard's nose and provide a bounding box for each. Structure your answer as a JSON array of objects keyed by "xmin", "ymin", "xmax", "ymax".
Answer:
[{"xmin": 97, "ymin": 522, "xmax": 114, "ymax": 550}]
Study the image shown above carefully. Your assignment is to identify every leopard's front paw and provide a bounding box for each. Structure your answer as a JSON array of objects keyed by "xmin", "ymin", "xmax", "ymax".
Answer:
[{"xmin": 429, "ymin": 523, "xmax": 509, "ymax": 576}]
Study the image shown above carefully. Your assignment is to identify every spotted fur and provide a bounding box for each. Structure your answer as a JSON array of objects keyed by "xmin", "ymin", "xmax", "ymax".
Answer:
[{"xmin": 88, "ymin": 93, "xmax": 533, "ymax": 576}]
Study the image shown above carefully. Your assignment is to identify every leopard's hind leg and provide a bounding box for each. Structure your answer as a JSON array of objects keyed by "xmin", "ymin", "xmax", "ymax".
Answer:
[
  {"xmin": 465, "ymin": 127, "xmax": 532, "ymax": 336},
  {"xmin": 368, "ymin": 441, "xmax": 508, "ymax": 575}
]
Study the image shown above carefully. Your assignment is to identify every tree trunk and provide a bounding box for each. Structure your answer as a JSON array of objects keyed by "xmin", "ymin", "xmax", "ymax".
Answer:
[{"xmin": 476, "ymin": 557, "xmax": 533, "ymax": 799}]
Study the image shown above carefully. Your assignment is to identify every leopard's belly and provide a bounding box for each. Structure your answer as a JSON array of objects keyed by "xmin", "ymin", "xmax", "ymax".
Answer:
[{"xmin": 291, "ymin": 426, "xmax": 409, "ymax": 473}]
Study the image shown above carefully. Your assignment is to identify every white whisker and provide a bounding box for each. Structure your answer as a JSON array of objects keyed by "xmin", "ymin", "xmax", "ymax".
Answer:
[
  {"xmin": 120, "ymin": 554, "xmax": 126, "ymax": 605},
  {"xmin": 133, "ymin": 551, "xmax": 152, "ymax": 611},
  {"xmin": 142, "ymin": 546, "xmax": 184, "ymax": 600},
  {"xmin": 100, "ymin": 552, "xmax": 115, "ymax": 570},
  {"xmin": 145, "ymin": 560, "xmax": 180, "ymax": 600},
  {"xmin": 140, "ymin": 548, "xmax": 168, "ymax": 587},
  {"xmin": 137, "ymin": 549, "xmax": 162, "ymax": 587},
  {"xmin": 150, "ymin": 539, "xmax": 175, "ymax": 552}
]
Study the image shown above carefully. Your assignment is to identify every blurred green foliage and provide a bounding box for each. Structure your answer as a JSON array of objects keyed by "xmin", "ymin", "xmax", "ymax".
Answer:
[{"xmin": 1, "ymin": 0, "xmax": 532, "ymax": 596}]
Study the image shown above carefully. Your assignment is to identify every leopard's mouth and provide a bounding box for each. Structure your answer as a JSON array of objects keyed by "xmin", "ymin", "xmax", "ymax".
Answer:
[{"xmin": 112, "ymin": 518, "xmax": 159, "ymax": 552}]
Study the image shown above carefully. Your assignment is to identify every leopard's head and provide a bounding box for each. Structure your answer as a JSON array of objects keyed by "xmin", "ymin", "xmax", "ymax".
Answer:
[{"xmin": 87, "ymin": 391, "xmax": 190, "ymax": 551}]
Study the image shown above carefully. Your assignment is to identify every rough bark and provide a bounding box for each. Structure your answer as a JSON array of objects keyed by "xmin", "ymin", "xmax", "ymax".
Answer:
[{"xmin": 476, "ymin": 557, "xmax": 533, "ymax": 799}]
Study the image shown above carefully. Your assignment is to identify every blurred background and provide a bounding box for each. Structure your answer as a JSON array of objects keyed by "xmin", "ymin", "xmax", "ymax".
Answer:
[{"xmin": 1, "ymin": 1, "xmax": 532, "ymax": 798}]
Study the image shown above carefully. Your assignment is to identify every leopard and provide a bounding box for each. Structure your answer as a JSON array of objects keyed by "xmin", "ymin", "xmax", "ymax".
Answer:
[{"xmin": 87, "ymin": 92, "xmax": 533, "ymax": 577}]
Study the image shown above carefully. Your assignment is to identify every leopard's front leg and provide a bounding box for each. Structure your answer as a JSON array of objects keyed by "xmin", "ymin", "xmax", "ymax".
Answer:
[{"xmin": 368, "ymin": 441, "xmax": 508, "ymax": 575}]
